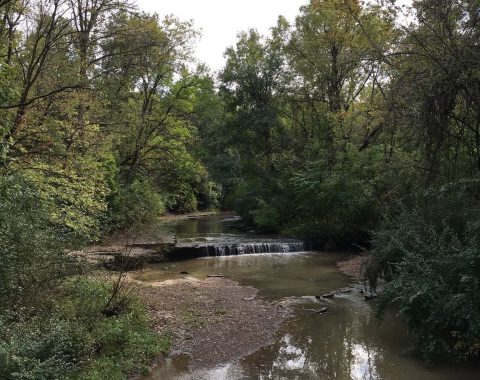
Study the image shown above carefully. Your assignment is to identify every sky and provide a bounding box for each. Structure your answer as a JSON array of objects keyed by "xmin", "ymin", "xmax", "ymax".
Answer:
[
  {"xmin": 136, "ymin": 0, "xmax": 412, "ymax": 73},
  {"xmin": 136, "ymin": 0, "xmax": 306, "ymax": 72}
]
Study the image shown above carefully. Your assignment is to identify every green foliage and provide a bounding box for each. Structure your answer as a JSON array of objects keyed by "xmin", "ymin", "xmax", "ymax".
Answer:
[
  {"xmin": 0, "ymin": 277, "xmax": 169, "ymax": 380},
  {"xmin": 230, "ymin": 177, "xmax": 284, "ymax": 232},
  {"xmin": 196, "ymin": 176, "xmax": 222, "ymax": 211},
  {"xmin": 250, "ymin": 198, "xmax": 282, "ymax": 232},
  {"xmin": 0, "ymin": 174, "xmax": 77, "ymax": 309},
  {"xmin": 0, "ymin": 64, "xmax": 17, "ymax": 106},
  {"xmin": 21, "ymin": 158, "xmax": 110, "ymax": 242},
  {"xmin": 100, "ymin": 12, "xmax": 213, "ymax": 216},
  {"xmin": 109, "ymin": 179, "xmax": 166, "ymax": 229},
  {"xmin": 368, "ymin": 179, "xmax": 480, "ymax": 362},
  {"xmin": 62, "ymin": 278, "xmax": 170, "ymax": 379},
  {"xmin": 0, "ymin": 316, "xmax": 90, "ymax": 380},
  {"xmin": 0, "ymin": 174, "xmax": 167, "ymax": 379},
  {"xmin": 290, "ymin": 162, "xmax": 378, "ymax": 246},
  {"xmin": 214, "ymin": 5, "xmax": 391, "ymax": 243}
]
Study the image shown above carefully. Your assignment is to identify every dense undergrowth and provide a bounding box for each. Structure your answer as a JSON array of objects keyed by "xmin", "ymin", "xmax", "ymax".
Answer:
[
  {"xmin": 0, "ymin": 175, "xmax": 169, "ymax": 379},
  {"xmin": 366, "ymin": 179, "xmax": 480, "ymax": 363},
  {"xmin": 0, "ymin": 277, "xmax": 170, "ymax": 380}
]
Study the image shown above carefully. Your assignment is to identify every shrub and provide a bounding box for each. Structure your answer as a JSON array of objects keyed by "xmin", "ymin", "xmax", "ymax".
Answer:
[
  {"xmin": 61, "ymin": 277, "xmax": 169, "ymax": 379},
  {"xmin": 250, "ymin": 198, "xmax": 282, "ymax": 232},
  {"xmin": 228, "ymin": 148, "xmax": 382, "ymax": 243},
  {"xmin": 196, "ymin": 178, "xmax": 222, "ymax": 211},
  {"xmin": 230, "ymin": 176, "xmax": 286, "ymax": 232},
  {"xmin": 367, "ymin": 178, "xmax": 480, "ymax": 363},
  {"xmin": 0, "ymin": 277, "xmax": 169, "ymax": 380},
  {"xmin": 0, "ymin": 175, "xmax": 167, "ymax": 379},
  {"xmin": 166, "ymin": 185, "xmax": 198, "ymax": 214},
  {"xmin": 0, "ymin": 315, "xmax": 92, "ymax": 380}
]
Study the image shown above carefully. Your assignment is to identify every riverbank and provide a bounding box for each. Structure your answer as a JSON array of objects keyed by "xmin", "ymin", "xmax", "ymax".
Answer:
[
  {"xmin": 136, "ymin": 275, "xmax": 290, "ymax": 372},
  {"xmin": 337, "ymin": 253, "xmax": 369, "ymax": 280}
]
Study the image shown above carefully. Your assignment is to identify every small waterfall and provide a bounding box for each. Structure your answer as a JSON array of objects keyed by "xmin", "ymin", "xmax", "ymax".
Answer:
[{"xmin": 197, "ymin": 241, "xmax": 309, "ymax": 257}]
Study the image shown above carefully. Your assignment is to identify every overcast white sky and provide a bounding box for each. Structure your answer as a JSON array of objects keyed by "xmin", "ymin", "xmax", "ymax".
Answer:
[
  {"xmin": 136, "ymin": 0, "xmax": 305, "ymax": 72},
  {"xmin": 136, "ymin": 0, "xmax": 412, "ymax": 72}
]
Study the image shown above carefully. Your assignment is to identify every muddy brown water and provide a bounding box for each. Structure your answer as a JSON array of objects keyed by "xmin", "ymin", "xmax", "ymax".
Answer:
[{"xmin": 136, "ymin": 214, "xmax": 480, "ymax": 380}]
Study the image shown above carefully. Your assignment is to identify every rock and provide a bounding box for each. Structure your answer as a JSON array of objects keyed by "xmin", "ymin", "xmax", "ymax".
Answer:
[
  {"xmin": 207, "ymin": 274, "xmax": 226, "ymax": 278},
  {"xmin": 243, "ymin": 296, "xmax": 256, "ymax": 301},
  {"xmin": 322, "ymin": 293, "xmax": 335, "ymax": 299},
  {"xmin": 364, "ymin": 292, "xmax": 377, "ymax": 301},
  {"xmin": 317, "ymin": 307, "xmax": 328, "ymax": 314},
  {"xmin": 103, "ymin": 247, "xmax": 169, "ymax": 271}
]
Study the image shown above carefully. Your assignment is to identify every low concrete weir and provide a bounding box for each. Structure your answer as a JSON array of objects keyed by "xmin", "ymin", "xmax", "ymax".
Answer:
[
  {"xmin": 169, "ymin": 240, "xmax": 312, "ymax": 259},
  {"xmin": 197, "ymin": 241, "xmax": 309, "ymax": 257}
]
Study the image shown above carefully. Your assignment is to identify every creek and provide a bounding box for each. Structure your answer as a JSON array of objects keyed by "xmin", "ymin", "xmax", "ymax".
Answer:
[{"xmin": 135, "ymin": 214, "xmax": 479, "ymax": 380}]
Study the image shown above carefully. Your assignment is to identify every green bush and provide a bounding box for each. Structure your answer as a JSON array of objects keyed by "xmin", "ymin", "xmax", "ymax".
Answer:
[
  {"xmin": 230, "ymin": 176, "xmax": 287, "ymax": 232},
  {"xmin": 62, "ymin": 277, "xmax": 169, "ymax": 379},
  {"xmin": 0, "ymin": 277, "xmax": 169, "ymax": 380},
  {"xmin": 0, "ymin": 174, "xmax": 168, "ymax": 379},
  {"xmin": 165, "ymin": 184, "xmax": 198, "ymax": 214},
  {"xmin": 250, "ymin": 198, "xmax": 282, "ymax": 232},
  {"xmin": 367, "ymin": 179, "xmax": 480, "ymax": 363},
  {"xmin": 196, "ymin": 177, "xmax": 222, "ymax": 211},
  {"xmin": 0, "ymin": 315, "xmax": 91, "ymax": 380},
  {"xmin": 227, "ymin": 147, "xmax": 382, "ymax": 243}
]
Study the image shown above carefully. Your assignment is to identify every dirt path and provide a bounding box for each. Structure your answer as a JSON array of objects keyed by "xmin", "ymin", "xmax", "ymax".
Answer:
[{"xmin": 138, "ymin": 276, "xmax": 290, "ymax": 370}]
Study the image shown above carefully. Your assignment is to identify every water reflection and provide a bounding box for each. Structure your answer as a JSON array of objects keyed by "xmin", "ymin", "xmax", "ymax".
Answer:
[
  {"xmin": 236, "ymin": 289, "xmax": 479, "ymax": 380},
  {"xmin": 274, "ymin": 334, "xmax": 307, "ymax": 371},
  {"xmin": 349, "ymin": 344, "xmax": 380, "ymax": 380},
  {"xmin": 174, "ymin": 214, "xmax": 237, "ymax": 237}
]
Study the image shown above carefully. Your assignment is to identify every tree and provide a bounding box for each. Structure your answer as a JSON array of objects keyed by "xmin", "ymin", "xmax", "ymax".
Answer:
[
  {"xmin": 220, "ymin": 29, "xmax": 285, "ymax": 172},
  {"xmin": 285, "ymin": 0, "xmax": 394, "ymax": 167},
  {"xmin": 0, "ymin": 0, "xmax": 77, "ymax": 161},
  {"xmin": 384, "ymin": 0, "xmax": 480, "ymax": 182}
]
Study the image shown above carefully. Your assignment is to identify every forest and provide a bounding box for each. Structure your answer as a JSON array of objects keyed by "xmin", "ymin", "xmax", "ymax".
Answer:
[{"xmin": 1, "ymin": 0, "xmax": 479, "ymax": 378}]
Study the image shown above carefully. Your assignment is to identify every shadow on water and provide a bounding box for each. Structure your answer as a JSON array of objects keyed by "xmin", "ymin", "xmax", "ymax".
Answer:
[{"xmin": 138, "ymin": 214, "xmax": 480, "ymax": 380}]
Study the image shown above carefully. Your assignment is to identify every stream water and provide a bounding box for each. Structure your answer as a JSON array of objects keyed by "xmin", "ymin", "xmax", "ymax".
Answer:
[{"xmin": 135, "ymin": 214, "xmax": 479, "ymax": 380}]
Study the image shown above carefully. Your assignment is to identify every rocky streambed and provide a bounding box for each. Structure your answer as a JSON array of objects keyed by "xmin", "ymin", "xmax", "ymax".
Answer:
[{"xmin": 138, "ymin": 276, "xmax": 290, "ymax": 372}]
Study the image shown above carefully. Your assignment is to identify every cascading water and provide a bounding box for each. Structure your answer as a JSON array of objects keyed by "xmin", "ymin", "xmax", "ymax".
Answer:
[{"xmin": 197, "ymin": 241, "xmax": 310, "ymax": 257}]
